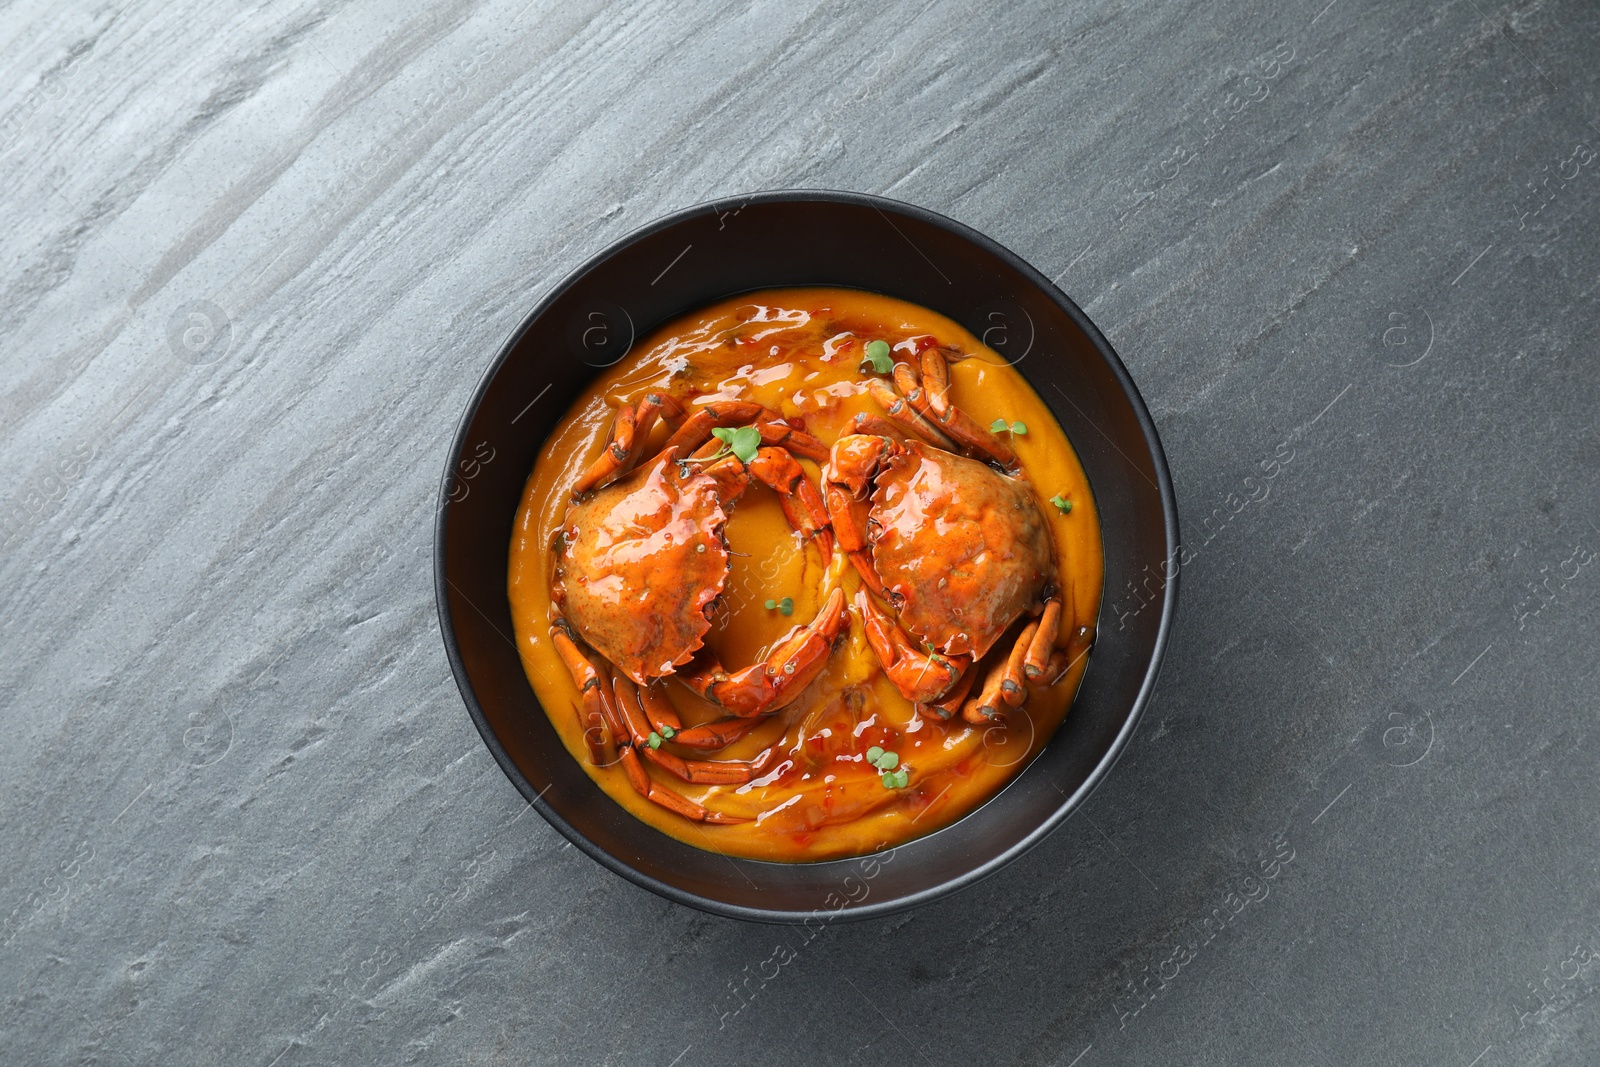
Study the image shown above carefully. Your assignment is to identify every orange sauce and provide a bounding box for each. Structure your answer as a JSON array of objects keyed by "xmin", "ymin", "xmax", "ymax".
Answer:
[{"xmin": 507, "ymin": 288, "xmax": 1103, "ymax": 861}]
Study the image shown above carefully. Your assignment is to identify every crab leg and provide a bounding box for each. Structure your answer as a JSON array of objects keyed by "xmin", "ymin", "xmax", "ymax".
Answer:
[
  {"xmin": 683, "ymin": 588, "xmax": 849, "ymax": 715},
  {"xmin": 549, "ymin": 620, "xmax": 745, "ymax": 821},
  {"xmin": 571, "ymin": 392, "xmax": 682, "ymax": 497},
  {"xmin": 665, "ymin": 399, "xmax": 769, "ymax": 453},
  {"xmin": 999, "ymin": 621, "xmax": 1039, "ymax": 708},
  {"xmin": 651, "ymin": 392, "xmax": 689, "ymax": 430},
  {"xmin": 613, "ymin": 676, "xmax": 755, "ymax": 785},
  {"xmin": 919, "ymin": 348, "xmax": 954, "ymax": 417},
  {"xmin": 1035, "ymin": 623, "xmax": 1092, "ymax": 687},
  {"xmin": 616, "ymin": 746, "xmax": 745, "ymax": 823},
  {"xmin": 962, "ymin": 656, "xmax": 1012, "ymax": 724},
  {"xmin": 747, "ymin": 446, "xmax": 834, "ymax": 564},
  {"xmin": 1040, "ymin": 648, "xmax": 1074, "ymax": 685},
  {"xmin": 671, "ymin": 715, "xmax": 767, "ymax": 750},
  {"xmin": 863, "ymin": 379, "xmax": 958, "ymax": 451},
  {"xmin": 967, "ymin": 608, "xmax": 1067, "ymax": 722},
  {"xmin": 663, "ymin": 400, "xmax": 769, "ymax": 451},
  {"xmin": 849, "ymin": 413, "xmax": 911, "ymax": 441},
  {"xmin": 667, "ymin": 399, "xmax": 827, "ymax": 462},
  {"xmin": 755, "ymin": 421, "xmax": 829, "ymax": 463},
  {"xmin": 1023, "ymin": 598, "xmax": 1063, "ymax": 681},
  {"xmin": 889, "ymin": 357, "xmax": 1018, "ymax": 469},
  {"xmin": 571, "ymin": 404, "xmax": 636, "ymax": 498},
  {"xmin": 549, "ymin": 617, "xmax": 619, "ymax": 764},
  {"xmin": 854, "ymin": 590, "xmax": 967, "ymax": 704},
  {"xmin": 635, "ymin": 678, "xmax": 682, "ymax": 736}
]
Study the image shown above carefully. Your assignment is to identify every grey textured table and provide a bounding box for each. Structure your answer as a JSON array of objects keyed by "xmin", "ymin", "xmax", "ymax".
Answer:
[{"xmin": 3, "ymin": 0, "xmax": 1597, "ymax": 1063}]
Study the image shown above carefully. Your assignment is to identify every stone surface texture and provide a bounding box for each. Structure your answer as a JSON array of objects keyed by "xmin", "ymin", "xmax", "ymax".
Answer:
[{"xmin": 2, "ymin": 0, "xmax": 1597, "ymax": 1064}]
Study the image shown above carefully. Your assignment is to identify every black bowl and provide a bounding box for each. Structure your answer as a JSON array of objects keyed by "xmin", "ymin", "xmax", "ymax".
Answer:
[{"xmin": 435, "ymin": 190, "xmax": 1178, "ymax": 923}]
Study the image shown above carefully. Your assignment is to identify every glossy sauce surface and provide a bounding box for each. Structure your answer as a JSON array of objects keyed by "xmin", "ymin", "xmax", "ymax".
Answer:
[{"xmin": 507, "ymin": 289, "xmax": 1103, "ymax": 861}]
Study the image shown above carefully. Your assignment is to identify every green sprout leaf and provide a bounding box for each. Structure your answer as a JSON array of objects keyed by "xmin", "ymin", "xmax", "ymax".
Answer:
[
  {"xmin": 709, "ymin": 425, "xmax": 762, "ymax": 464},
  {"xmin": 1050, "ymin": 494, "xmax": 1073, "ymax": 514},
  {"xmin": 764, "ymin": 598, "xmax": 777, "ymax": 610},
  {"xmin": 881, "ymin": 768, "xmax": 910, "ymax": 789},
  {"xmin": 990, "ymin": 418, "xmax": 1007, "ymax": 433},
  {"xmin": 861, "ymin": 339, "xmax": 893, "ymax": 374},
  {"xmin": 1011, "ymin": 421, "xmax": 1027, "ymax": 435},
  {"xmin": 779, "ymin": 596, "xmax": 794, "ymax": 616},
  {"xmin": 991, "ymin": 418, "xmax": 1028, "ymax": 435},
  {"xmin": 646, "ymin": 731, "xmax": 662, "ymax": 749},
  {"xmin": 731, "ymin": 425, "xmax": 761, "ymax": 463},
  {"xmin": 865, "ymin": 747, "xmax": 901, "ymax": 772},
  {"xmin": 659, "ymin": 724, "xmax": 675, "ymax": 739}
]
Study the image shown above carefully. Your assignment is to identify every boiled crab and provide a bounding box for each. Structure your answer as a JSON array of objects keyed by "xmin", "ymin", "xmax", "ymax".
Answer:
[
  {"xmin": 824, "ymin": 347, "xmax": 1069, "ymax": 724},
  {"xmin": 550, "ymin": 397, "xmax": 848, "ymax": 823}
]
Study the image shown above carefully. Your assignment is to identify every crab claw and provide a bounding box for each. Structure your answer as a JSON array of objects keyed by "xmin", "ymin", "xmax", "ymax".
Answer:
[
  {"xmin": 748, "ymin": 446, "xmax": 833, "ymax": 565},
  {"xmin": 853, "ymin": 589, "xmax": 968, "ymax": 704},
  {"xmin": 682, "ymin": 587, "xmax": 849, "ymax": 715},
  {"xmin": 823, "ymin": 433, "xmax": 896, "ymax": 596}
]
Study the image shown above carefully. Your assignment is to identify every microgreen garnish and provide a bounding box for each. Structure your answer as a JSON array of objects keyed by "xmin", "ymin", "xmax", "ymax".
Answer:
[
  {"xmin": 1050, "ymin": 494, "xmax": 1073, "ymax": 514},
  {"xmin": 764, "ymin": 597, "xmax": 795, "ymax": 616},
  {"xmin": 659, "ymin": 724, "xmax": 675, "ymax": 739},
  {"xmin": 646, "ymin": 731, "xmax": 662, "ymax": 749},
  {"xmin": 710, "ymin": 425, "xmax": 762, "ymax": 464},
  {"xmin": 865, "ymin": 746, "xmax": 909, "ymax": 788},
  {"xmin": 990, "ymin": 418, "xmax": 1028, "ymax": 435},
  {"xmin": 861, "ymin": 339, "xmax": 893, "ymax": 374}
]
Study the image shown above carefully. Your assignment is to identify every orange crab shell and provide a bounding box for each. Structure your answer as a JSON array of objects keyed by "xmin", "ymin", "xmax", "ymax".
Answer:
[
  {"xmin": 552, "ymin": 450, "xmax": 730, "ymax": 684},
  {"xmin": 867, "ymin": 440, "xmax": 1053, "ymax": 660}
]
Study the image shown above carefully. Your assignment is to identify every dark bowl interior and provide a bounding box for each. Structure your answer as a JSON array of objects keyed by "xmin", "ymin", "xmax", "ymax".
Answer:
[{"xmin": 435, "ymin": 191, "xmax": 1178, "ymax": 923}]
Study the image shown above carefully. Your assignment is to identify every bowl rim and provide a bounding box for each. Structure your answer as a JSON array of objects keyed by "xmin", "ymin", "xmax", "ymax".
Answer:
[{"xmin": 435, "ymin": 188, "xmax": 1180, "ymax": 923}]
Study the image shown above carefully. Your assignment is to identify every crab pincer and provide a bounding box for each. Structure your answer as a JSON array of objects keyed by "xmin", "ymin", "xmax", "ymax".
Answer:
[{"xmin": 684, "ymin": 588, "xmax": 849, "ymax": 715}]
